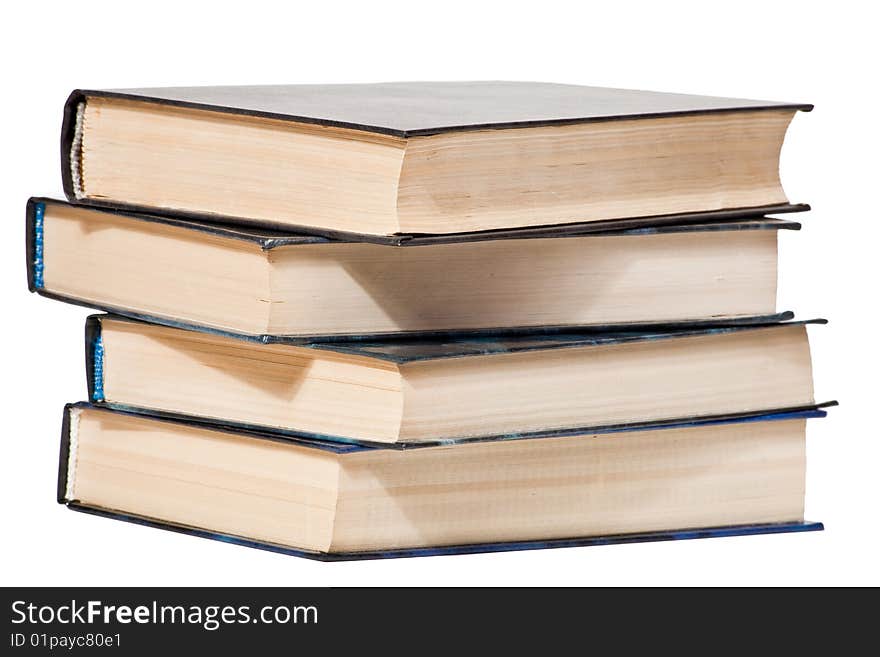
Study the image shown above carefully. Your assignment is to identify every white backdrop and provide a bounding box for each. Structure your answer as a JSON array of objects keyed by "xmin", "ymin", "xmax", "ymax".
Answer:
[{"xmin": 2, "ymin": 0, "xmax": 875, "ymax": 586}]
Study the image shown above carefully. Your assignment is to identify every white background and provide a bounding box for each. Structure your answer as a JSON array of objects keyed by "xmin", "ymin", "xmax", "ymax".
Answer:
[{"xmin": 1, "ymin": 0, "xmax": 876, "ymax": 586}]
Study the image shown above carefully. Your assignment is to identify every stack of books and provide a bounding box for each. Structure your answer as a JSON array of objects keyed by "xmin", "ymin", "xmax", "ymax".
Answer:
[{"xmin": 28, "ymin": 81, "xmax": 834, "ymax": 560}]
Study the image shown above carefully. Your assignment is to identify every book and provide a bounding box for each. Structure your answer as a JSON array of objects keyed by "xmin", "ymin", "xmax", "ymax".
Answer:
[
  {"xmin": 29, "ymin": 198, "xmax": 797, "ymax": 339},
  {"xmin": 61, "ymin": 82, "xmax": 811, "ymax": 237},
  {"xmin": 58, "ymin": 403, "xmax": 831, "ymax": 559},
  {"xmin": 87, "ymin": 315, "xmax": 820, "ymax": 444}
]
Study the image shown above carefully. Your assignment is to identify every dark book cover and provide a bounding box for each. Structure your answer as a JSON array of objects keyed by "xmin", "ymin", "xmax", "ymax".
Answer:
[
  {"xmin": 87, "ymin": 312, "xmax": 827, "ymax": 366},
  {"xmin": 28, "ymin": 196, "xmax": 809, "ymax": 249},
  {"xmin": 68, "ymin": 504, "xmax": 826, "ymax": 562},
  {"xmin": 63, "ymin": 81, "xmax": 813, "ymax": 140}
]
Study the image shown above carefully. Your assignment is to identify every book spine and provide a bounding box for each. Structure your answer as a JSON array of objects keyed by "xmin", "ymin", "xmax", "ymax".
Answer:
[
  {"xmin": 84, "ymin": 316, "xmax": 105, "ymax": 402},
  {"xmin": 60, "ymin": 90, "xmax": 86, "ymax": 201},
  {"xmin": 57, "ymin": 404, "xmax": 74, "ymax": 504},
  {"xmin": 25, "ymin": 198, "xmax": 46, "ymax": 292}
]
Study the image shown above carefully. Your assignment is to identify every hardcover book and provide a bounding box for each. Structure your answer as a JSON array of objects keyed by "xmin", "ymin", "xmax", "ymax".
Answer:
[
  {"xmin": 61, "ymin": 81, "xmax": 811, "ymax": 237},
  {"xmin": 30, "ymin": 198, "xmax": 798, "ymax": 339},
  {"xmin": 87, "ymin": 315, "xmax": 821, "ymax": 444},
  {"xmin": 58, "ymin": 403, "xmax": 831, "ymax": 560}
]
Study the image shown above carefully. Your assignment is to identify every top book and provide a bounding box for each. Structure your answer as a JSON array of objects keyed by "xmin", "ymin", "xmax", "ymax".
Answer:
[{"xmin": 63, "ymin": 81, "xmax": 811, "ymax": 237}]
